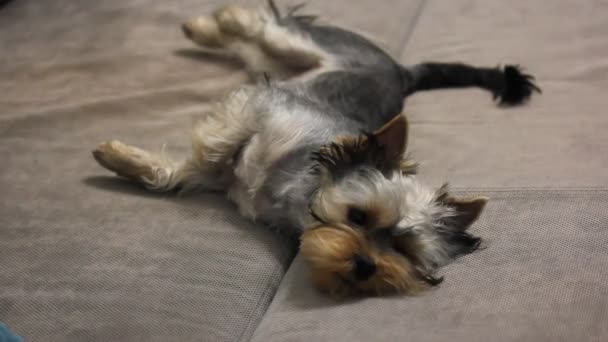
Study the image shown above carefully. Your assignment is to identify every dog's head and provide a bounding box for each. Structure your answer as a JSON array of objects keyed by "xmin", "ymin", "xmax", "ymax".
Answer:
[{"xmin": 301, "ymin": 114, "xmax": 487, "ymax": 296}]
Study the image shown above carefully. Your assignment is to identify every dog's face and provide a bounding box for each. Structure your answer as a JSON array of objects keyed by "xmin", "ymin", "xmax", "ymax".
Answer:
[{"xmin": 301, "ymin": 115, "xmax": 486, "ymax": 296}]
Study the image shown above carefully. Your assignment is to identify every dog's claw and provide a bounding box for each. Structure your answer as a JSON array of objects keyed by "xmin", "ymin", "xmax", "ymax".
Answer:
[{"xmin": 497, "ymin": 65, "xmax": 542, "ymax": 105}]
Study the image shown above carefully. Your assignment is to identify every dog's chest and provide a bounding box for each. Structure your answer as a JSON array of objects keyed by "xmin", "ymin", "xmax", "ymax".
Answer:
[
  {"xmin": 226, "ymin": 133, "xmax": 274, "ymax": 220},
  {"xmin": 226, "ymin": 110, "xmax": 333, "ymax": 224},
  {"xmin": 227, "ymin": 114, "xmax": 310, "ymax": 220}
]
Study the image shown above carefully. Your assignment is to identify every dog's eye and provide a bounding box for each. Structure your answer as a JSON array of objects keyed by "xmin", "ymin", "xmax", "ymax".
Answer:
[{"xmin": 347, "ymin": 207, "xmax": 368, "ymax": 226}]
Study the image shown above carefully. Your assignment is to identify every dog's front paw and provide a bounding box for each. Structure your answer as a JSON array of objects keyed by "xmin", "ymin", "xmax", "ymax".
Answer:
[
  {"xmin": 92, "ymin": 141, "xmax": 157, "ymax": 181},
  {"xmin": 495, "ymin": 65, "xmax": 541, "ymax": 105}
]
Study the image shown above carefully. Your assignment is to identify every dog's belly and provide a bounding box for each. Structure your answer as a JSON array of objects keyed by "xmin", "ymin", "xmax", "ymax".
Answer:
[
  {"xmin": 226, "ymin": 134, "xmax": 263, "ymax": 220},
  {"xmin": 226, "ymin": 180, "xmax": 264, "ymax": 221},
  {"xmin": 227, "ymin": 124, "xmax": 308, "ymax": 222},
  {"xmin": 224, "ymin": 88, "xmax": 347, "ymax": 226},
  {"xmin": 227, "ymin": 147, "xmax": 318, "ymax": 231},
  {"xmin": 226, "ymin": 114, "xmax": 330, "ymax": 225}
]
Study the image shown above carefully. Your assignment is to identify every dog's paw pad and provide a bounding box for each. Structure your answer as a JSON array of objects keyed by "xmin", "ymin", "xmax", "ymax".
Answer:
[
  {"xmin": 92, "ymin": 141, "xmax": 155, "ymax": 179},
  {"xmin": 213, "ymin": 5, "xmax": 262, "ymax": 38},
  {"xmin": 182, "ymin": 17, "xmax": 228, "ymax": 48},
  {"xmin": 495, "ymin": 65, "xmax": 541, "ymax": 106},
  {"xmin": 92, "ymin": 141, "xmax": 122, "ymax": 171}
]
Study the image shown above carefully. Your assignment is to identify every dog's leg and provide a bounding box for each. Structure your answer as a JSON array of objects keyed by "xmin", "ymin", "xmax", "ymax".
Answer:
[
  {"xmin": 93, "ymin": 88, "xmax": 257, "ymax": 192},
  {"xmin": 182, "ymin": 3, "xmax": 325, "ymax": 79},
  {"xmin": 402, "ymin": 63, "xmax": 541, "ymax": 105},
  {"xmin": 217, "ymin": 3, "xmax": 323, "ymax": 70},
  {"xmin": 92, "ymin": 141, "xmax": 194, "ymax": 192}
]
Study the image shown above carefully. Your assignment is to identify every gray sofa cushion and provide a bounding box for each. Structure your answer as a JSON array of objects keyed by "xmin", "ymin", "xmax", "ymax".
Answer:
[
  {"xmin": 250, "ymin": 0, "xmax": 608, "ymax": 341},
  {"xmin": 0, "ymin": 1, "xmax": 289, "ymax": 340},
  {"xmin": 0, "ymin": 0, "xmax": 424, "ymax": 341},
  {"xmin": 0, "ymin": 67, "xmax": 298, "ymax": 341},
  {"xmin": 402, "ymin": 0, "xmax": 608, "ymax": 189},
  {"xmin": 251, "ymin": 190, "xmax": 608, "ymax": 342}
]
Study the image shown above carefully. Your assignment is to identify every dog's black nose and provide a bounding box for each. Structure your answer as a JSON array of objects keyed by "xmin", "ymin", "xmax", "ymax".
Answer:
[
  {"xmin": 182, "ymin": 23, "xmax": 193, "ymax": 39},
  {"xmin": 353, "ymin": 254, "xmax": 376, "ymax": 281}
]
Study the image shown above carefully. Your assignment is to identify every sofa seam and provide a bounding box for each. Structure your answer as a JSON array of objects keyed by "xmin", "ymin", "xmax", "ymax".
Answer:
[
  {"xmin": 237, "ymin": 262, "xmax": 284, "ymax": 342},
  {"xmin": 242, "ymin": 3, "xmax": 433, "ymax": 340},
  {"xmin": 396, "ymin": 0, "xmax": 428, "ymax": 58}
]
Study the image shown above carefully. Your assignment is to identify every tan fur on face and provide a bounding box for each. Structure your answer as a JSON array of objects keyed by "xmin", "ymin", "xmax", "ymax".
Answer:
[
  {"xmin": 300, "ymin": 225, "xmax": 364, "ymax": 273},
  {"xmin": 359, "ymin": 253, "xmax": 429, "ymax": 295},
  {"xmin": 300, "ymin": 224, "xmax": 429, "ymax": 297},
  {"xmin": 393, "ymin": 233, "xmax": 427, "ymax": 266}
]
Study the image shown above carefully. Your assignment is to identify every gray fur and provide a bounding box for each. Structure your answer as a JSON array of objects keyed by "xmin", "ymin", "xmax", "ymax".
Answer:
[
  {"xmin": 241, "ymin": 19, "xmax": 408, "ymax": 230},
  {"xmin": 95, "ymin": 2, "xmax": 537, "ymax": 289}
]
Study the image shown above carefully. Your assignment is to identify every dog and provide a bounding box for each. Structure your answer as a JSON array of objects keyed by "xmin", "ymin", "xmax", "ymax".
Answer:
[{"xmin": 92, "ymin": 1, "xmax": 540, "ymax": 297}]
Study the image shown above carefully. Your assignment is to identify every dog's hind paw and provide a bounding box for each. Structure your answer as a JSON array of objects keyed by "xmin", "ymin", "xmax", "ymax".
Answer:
[
  {"xmin": 213, "ymin": 5, "xmax": 263, "ymax": 38},
  {"xmin": 494, "ymin": 65, "xmax": 541, "ymax": 106}
]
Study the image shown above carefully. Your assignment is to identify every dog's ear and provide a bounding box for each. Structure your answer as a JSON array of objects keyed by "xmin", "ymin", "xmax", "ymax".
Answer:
[
  {"xmin": 436, "ymin": 185, "xmax": 488, "ymax": 231},
  {"xmin": 399, "ymin": 185, "xmax": 486, "ymax": 269},
  {"xmin": 444, "ymin": 197, "xmax": 488, "ymax": 231},
  {"xmin": 371, "ymin": 114, "xmax": 409, "ymax": 162},
  {"xmin": 312, "ymin": 114, "xmax": 412, "ymax": 177}
]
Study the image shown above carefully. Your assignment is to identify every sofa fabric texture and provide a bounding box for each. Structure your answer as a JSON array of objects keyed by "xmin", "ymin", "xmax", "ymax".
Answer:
[{"xmin": 1, "ymin": 0, "xmax": 607, "ymax": 341}]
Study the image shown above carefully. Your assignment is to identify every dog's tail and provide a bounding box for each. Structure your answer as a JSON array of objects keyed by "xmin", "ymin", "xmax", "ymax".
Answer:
[{"xmin": 400, "ymin": 62, "xmax": 541, "ymax": 105}]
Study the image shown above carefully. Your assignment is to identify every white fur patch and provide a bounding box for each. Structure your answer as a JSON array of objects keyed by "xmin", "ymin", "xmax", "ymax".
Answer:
[
  {"xmin": 228, "ymin": 99, "xmax": 335, "ymax": 220},
  {"xmin": 394, "ymin": 175, "xmax": 455, "ymax": 269}
]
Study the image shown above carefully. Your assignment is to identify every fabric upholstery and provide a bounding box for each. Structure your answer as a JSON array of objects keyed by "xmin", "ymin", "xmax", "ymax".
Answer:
[
  {"xmin": 251, "ymin": 190, "xmax": 608, "ymax": 342},
  {"xmin": 2, "ymin": 0, "xmax": 607, "ymax": 341},
  {"xmin": 250, "ymin": 1, "xmax": 608, "ymax": 341},
  {"xmin": 0, "ymin": 0, "xmax": 423, "ymax": 341},
  {"xmin": 402, "ymin": 0, "xmax": 608, "ymax": 188}
]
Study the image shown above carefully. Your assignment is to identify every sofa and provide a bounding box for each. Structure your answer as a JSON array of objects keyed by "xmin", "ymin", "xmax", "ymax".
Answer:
[{"xmin": 1, "ymin": 0, "xmax": 607, "ymax": 341}]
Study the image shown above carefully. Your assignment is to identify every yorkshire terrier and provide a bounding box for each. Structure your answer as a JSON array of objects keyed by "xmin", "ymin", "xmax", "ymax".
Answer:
[{"xmin": 92, "ymin": 1, "xmax": 540, "ymax": 297}]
